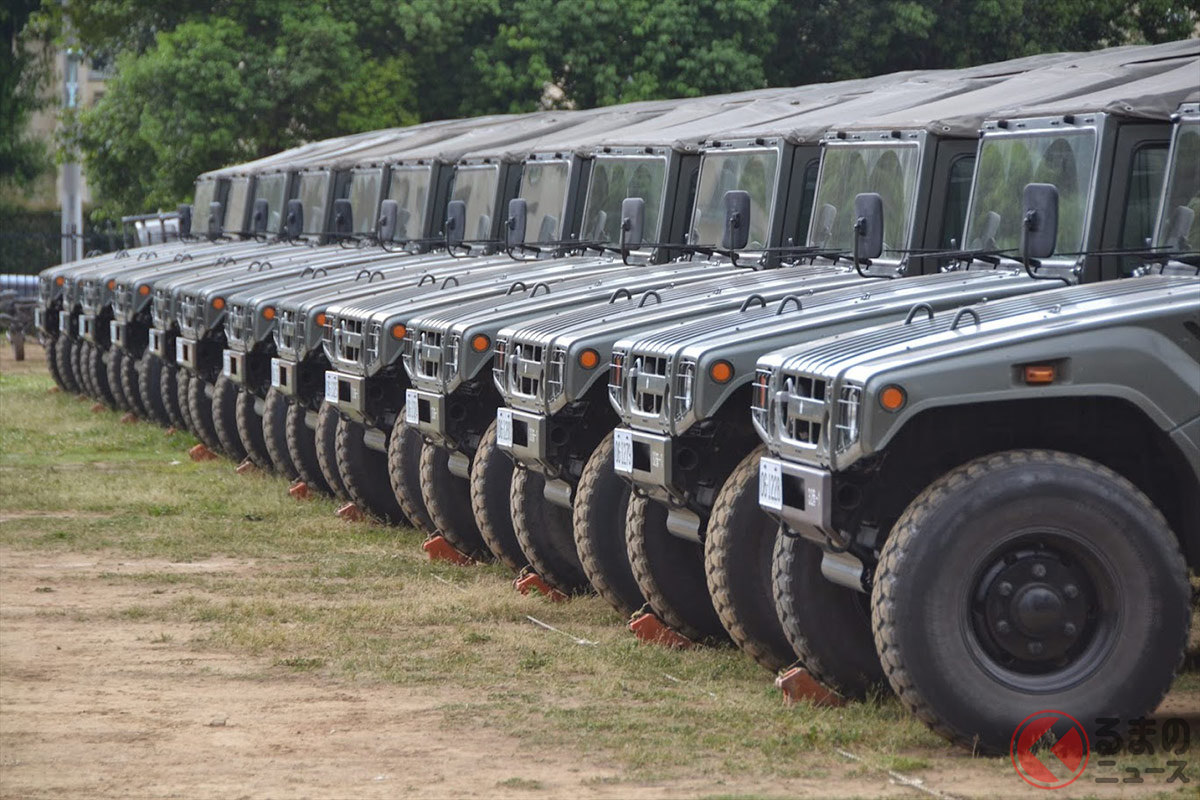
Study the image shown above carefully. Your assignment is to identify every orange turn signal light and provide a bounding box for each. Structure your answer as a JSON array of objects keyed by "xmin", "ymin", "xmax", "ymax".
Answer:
[
  {"xmin": 316, "ymin": 312, "xmax": 327, "ymax": 327},
  {"xmin": 56, "ymin": 276, "xmax": 65, "ymax": 286},
  {"xmin": 107, "ymin": 279, "xmax": 116, "ymax": 290},
  {"xmin": 262, "ymin": 306, "xmax": 276, "ymax": 321},
  {"xmin": 391, "ymin": 323, "xmax": 406, "ymax": 340},
  {"xmin": 879, "ymin": 385, "xmax": 906, "ymax": 412},
  {"xmin": 471, "ymin": 334, "xmax": 491, "ymax": 353},
  {"xmin": 212, "ymin": 297, "xmax": 225, "ymax": 310},
  {"xmin": 138, "ymin": 284, "xmax": 150, "ymax": 296},
  {"xmin": 1024, "ymin": 365, "xmax": 1056, "ymax": 385},
  {"xmin": 578, "ymin": 349, "xmax": 600, "ymax": 370},
  {"xmin": 709, "ymin": 360, "xmax": 734, "ymax": 384}
]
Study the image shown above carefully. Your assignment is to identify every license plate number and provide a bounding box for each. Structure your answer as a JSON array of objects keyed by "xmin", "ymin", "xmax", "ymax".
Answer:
[
  {"xmin": 78, "ymin": 316, "xmax": 87, "ymax": 336},
  {"xmin": 759, "ymin": 458, "xmax": 783, "ymax": 511},
  {"xmin": 270, "ymin": 358, "xmax": 283, "ymax": 387},
  {"xmin": 404, "ymin": 389, "xmax": 419, "ymax": 424},
  {"xmin": 496, "ymin": 408, "xmax": 513, "ymax": 447},
  {"xmin": 222, "ymin": 350, "xmax": 233, "ymax": 376},
  {"xmin": 175, "ymin": 338, "xmax": 186, "ymax": 364},
  {"xmin": 613, "ymin": 429, "xmax": 634, "ymax": 474},
  {"xmin": 324, "ymin": 372, "xmax": 339, "ymax": 403}
]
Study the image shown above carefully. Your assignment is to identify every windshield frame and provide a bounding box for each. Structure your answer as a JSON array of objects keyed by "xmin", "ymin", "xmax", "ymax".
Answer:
[
  {"xmin": 385, "ymin": 164, "xmax": 434, "ymax": 242},
  {"xmin": 296, "ymin": 170, "xmax": 333, "ymax": 235},
  {"xmin": 962, "ymin": 122, "xmax": 1101, "ymax": 265},
  {"xmin": 254, "ymin": 172, "xmax": 290, "ymax": 235},
  {"xmin": 580, "ymin": 151, "xmax": 671, "ymax": 248},
  {"xmin": 346, "ymin": 167, "xmax": 386, "ymax": 234},
  {"xmin": 1153, "ymin": 115, "xmax": 1200, "ymax": 250},
  {"xmin": 688, "ymin": 144, "xmax": 782, "ymax": 254},
  {"xmin": 518, "ymin": 157, "xmax": 573, "ymax": 245},
  {"xmin": 223, "ymin": 176, "xmax": 251, "ymax": 234}
]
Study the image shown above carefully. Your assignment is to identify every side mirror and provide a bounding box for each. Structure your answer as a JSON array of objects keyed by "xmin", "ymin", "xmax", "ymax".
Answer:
[
  {"xmin": 1020, "ymin": 183, "xmax": 1059, "ymax": 261},
  {"xmin": 853, "ymin": 193, "xmax": 884, "ymax": 261},
  {"xmin": 285, "ymin": 199, "xmax": 304, "ymax": 239},
  {"xmin": 722, "ymin": 190, "xmax": 751, "ymax": 250},
  {"xmin": 377, "ymin": 199, "xmax": 399, "ymax": 241},
  {"xmin": 506, "ymin": 198, "xmax": 528, "ymax": 247},
  {"xmin": 445, "ymin": 200, "xmax": 466, "ymax": 247},
  {"xmin": 208, "ymin": 201, "xmax": 223, "ymax": 238},
  {"xmin": 621, "ymin": 197, "xmax": 645, "ymax": 249},
  {"xmin": 1164, "ymin": 205, "xmax": 1195, "ymax": 251},
  {"xmin": 251, "ymin": 198, "xmax": 269, "ymax": 234},
  {"xmin": 332, "ymin": 198, "xmax": 354, "ymax": 236},
  {"xmin": 812, "ymin": 203, "xmax": 836, "ymax": 248},
  {"xmin": 177, "ymin": 204, "xmax": 192, "ymax": 238}
]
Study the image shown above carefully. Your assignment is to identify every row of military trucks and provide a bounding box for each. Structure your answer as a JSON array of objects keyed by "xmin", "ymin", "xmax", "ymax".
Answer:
[{"xmin": 36, "ymin": 40, "xmax": 1200, "ymax": 753}]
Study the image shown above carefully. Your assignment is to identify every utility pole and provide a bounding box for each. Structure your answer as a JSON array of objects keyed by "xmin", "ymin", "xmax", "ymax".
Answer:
[{"xmin": 60, "ymin": 1, "xmax": 83, "ymax": 264}]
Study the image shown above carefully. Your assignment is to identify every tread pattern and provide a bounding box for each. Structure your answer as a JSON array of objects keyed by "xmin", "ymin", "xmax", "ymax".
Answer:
[
  {"xmin": 315, "ymin": 405, "xmax": 350, "ymax": 502},
  {"xmin": 122, "ymin": 351, "xmax": 148, "ymax": 418},
  {"xmin": 419, "ymin": 442, "xmax": 490, "ymax": 558},
  {"xmin": 176, "ymin": 369, "xmax": 195, "ymax": 435},
  {"xmin": 107, "ymin": 348, "xmax": 130, "ymax": 411},
  {"xmin": 872, "ymin": 449, "xmax": 1191, "ymax": 751},
  {"xmin": 46, "ymin": 334, "xmax": 67, "ymax": 390},
  {"xmin": 262, "ymin": 389, "xmax": 299, "ymax": 480},
  {"xmin": 705, "ymin": 446, "xmax": 795, "ymax": 672},
  {"xmin": 187, "ymin": 374, "xmax": 224, "ymax": 453},
  {"xmin": 86, "ymin": 343, "xmax": 116, "ymax": 407},
  {"xmin": 469, "ymin": 420, "xmax": 527, "ymax": 571},
  {"xmin": 159, "ymin": 362, "xmax": 187, "ymax": 429},
  {"xmin": 386, "ymin": 410, "xmax": 437, "ymax": 537},
  {"xmin": 335, "ymin": 416, "xmax": 408, "ymax": 525},
  {"xmin": 56, "ymin": 334, "xmax": 80, "ymax": 393},
  {"xmin": 137, "ymin": 351, "xmax": 169, "ymax": 425},
  {"xmin": 236, "ymin": 389, "xmax": 273, "ymax": 469},
  {"xmin": 511, "ymin": 466, "xmax": 590, "ymax": 594},
  {"xmin": 572, "ymin": 433, "xmax": 646, "ymax": 617},
  {"xmin": 285, "ymin": 401, "xmax": 331, "ymax": 493},
  {"xmin": 73, "ymin": 340, "xmax": 93, "ymax": 397},
  {"xmin": 211, "ymin": 376, "xmax": 247, "ymax": 460}
]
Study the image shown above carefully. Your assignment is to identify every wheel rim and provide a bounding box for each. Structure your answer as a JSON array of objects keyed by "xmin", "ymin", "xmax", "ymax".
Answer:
[{"xmin": 964, "ymin": 528, "xmax": 1118, "ymax": 692}]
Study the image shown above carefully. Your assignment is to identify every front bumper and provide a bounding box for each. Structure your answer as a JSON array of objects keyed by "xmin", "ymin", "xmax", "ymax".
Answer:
[
  {"xmin": 496, "ymin": 407, "xmax": 548, "ymax": 467},
  {"xmin": 176, "ymin": 336, "xmax": 198, "ymax": 371},
  {"xmin": 757, "ymin": 456, "xmax": 833, "ymax": 544},
  {"xmin": 405, "ymin": 388, "xmax": 447, "ymax": 444},
  {"xmin": 612, "ymin": 428, "xmax": 702, "ymax": 542},
  {"xmin": 79, "ymin": 313, "xmax": 97, "ymax": 343},
  {"xmin": 110, "ymin": 320, "xmax": 126, "ymax": 349},
  {"xmin": 271, "ymin": 357, "xmax": 296, "ymax": 396},
  {"xmin": 222, "ymin": 349, "xmax": 245, "ymax": 385},
  {"xmin": 59, "ymin": 310, "xmax": 74, "ymax": 339},
  {"xmin": 326, "ymin": 371, "xmax": 367, "ymax": 420},
  {"xmin": 148, "ymin": 328, "xmax": 169, "ymax": 358}
]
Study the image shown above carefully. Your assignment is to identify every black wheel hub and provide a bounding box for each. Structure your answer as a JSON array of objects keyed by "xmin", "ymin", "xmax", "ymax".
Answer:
[{"xmin": 973, "ymin": 545, "xmax": 1096, "ymax": 674}]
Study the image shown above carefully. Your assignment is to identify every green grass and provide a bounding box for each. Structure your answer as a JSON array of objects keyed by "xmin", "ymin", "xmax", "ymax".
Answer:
[{"xmin": 3, "ymin": 352, "xmax": 1196, "ymax": 788}]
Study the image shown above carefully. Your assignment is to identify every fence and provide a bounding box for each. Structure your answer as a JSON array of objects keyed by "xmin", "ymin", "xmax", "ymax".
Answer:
[{"xmin": 0, "ymin": 209, "xmax": 123, "ymax": 274}]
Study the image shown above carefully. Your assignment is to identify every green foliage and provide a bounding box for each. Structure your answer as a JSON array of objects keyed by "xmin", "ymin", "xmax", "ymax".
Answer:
[
  {"xmin": 1, "ymin": 0, "xmax": 53, "ymax": 190},
  {"xmin": 15, "ymin": 0, "xmax": 1200, "ymax": 221}
]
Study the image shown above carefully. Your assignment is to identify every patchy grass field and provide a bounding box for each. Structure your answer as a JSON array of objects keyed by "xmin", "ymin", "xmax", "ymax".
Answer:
[{"xmin": 1, "ymin": 342, "xmax": 1197, "ymax": 799}]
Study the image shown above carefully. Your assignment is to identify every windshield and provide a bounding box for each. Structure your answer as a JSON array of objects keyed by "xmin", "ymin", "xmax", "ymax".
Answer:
[
  {"xmin": 223, "ymin": 177, "xmax": 251, "ymax": 233},
  {"xmin": 255, "ymin": 173, "xmax": 288, "ymax": 234},
  {"xmin": 387, "ymin": 166, "xmax": 433, "ymax": 241},
  {"xmin": 809, "ymin": 142, "xmax": 920, "ymax": 257},
  {"xmin": 519, "ymin": 160, "xmax": 571, "ymax": 244},
  {"xmin": 297, "ymin": 171, "xmax": 332, "ymax": 234},
  {"xmin": 965, "ymin": 129, "xmax": 1097, "ymax": 259},
  {"xmin": 347, "ymin": 168, "xmax": 384, "ymax": 234},
  {"xmin": 689, "ymin": 148, "xmax": 778, "ymax": 249},
  {"xmin": 582, "ymin": 155, "xmax": 668, "ymax": 244},
  {"xmin": 1155, "ymin": 120, "xmax": 1200, "ymax": 251},
  {"xmin": 451, "ymin": 165, "xmax": 500, "ymax": 241},
  {"xmin": 192, "ymin": 179, "xmax": 215, "ymax": 235}
]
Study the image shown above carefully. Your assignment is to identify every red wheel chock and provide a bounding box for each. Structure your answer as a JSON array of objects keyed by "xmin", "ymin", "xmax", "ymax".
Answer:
[
  {"xmin": 336, "ymin": 502, "xmax": 363, "ymax": 521},
  {"xmin": 288, "ymin": 480, "xmax": 310, "ymax": 500},
  {"xmin": 775, "ymin": 667, "xmax": 843, "ymax": 707},
  {"xmin": 515, "ymin": 572, "xmax": 568, "ymax": 603},
  {"xmin": 188, "ymin": 443, "xmax": 218, "ymax": 461},
  {"xmin": 422, "ymin": 535, "xmax": 474, "ymax": 565},
  {"xmin": 629, "ymin": 612, "xmax": 694, "ymax": 649},
  {"xmin": 235, "ymin": 458, "xmax": 256, "ymax": 474}
]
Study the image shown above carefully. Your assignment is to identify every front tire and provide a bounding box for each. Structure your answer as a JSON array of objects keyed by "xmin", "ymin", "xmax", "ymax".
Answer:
[
  {"xmin": 706, "ymin": 447, "xmax": 797, "ymax": 672},
  {"xmin": 315, "ymin": 405, "xmax": 350, "ymax": 502},
  {"xmin": 419, "ymin": 443, "xmax": 490, "ymax": 558},
  {"xmin": 262, "ymin": 389, "xmax": 299, "ymax": 480},
  {"xmin": 211, "ymin": 376, "xmax": 246, "ymax": 461},
  {"xmin": 160, "ymin": 362, "xmax": 188, "ymax": 429},
  {"xmin": 512, "ymin": 466, "xmax": 589, "ymax": 593},
  {"xmin": 56, "ymin": 334, "xmax": 80, "ymax": 393},
  {"xmin": 335, "ymin": 417, "xmax": 408, "ymax": 525},
  {"xmin": 85, "ymin": 343, "xmax": 116, "ymax": 407},
  {"xmin": 107, "ymin": 348, "xmax": 131, "ymax": 411},
  {"xmin": 286, "ymin": 402, "xmax": 331, "ymax": 494},
  {"xmin": 872, "ymin": 449, "xmax": 1191, "ymax": 753},
  {"xmin": 187, "ymin": 375, "xmax": 223, "ymax": 453},
  {"xmin": 46, "ymin": 334, "xmax": 68, "ymax": 390},
  {"xmin": 236, "ymin": 389, "xmax": 273, "ymax": 469},
  {"xmin": 137, "ymin": 350, "xmax": 169, "ymax": 425},
  {"xmin": 470, "ymin": 420, "xmax": 527, "ymax": 572},
  {"xmin": 386, "ymin": 410, "xmax": 437, "ymax": 536}
]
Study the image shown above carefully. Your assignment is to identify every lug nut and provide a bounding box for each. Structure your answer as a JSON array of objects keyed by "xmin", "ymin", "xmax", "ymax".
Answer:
[
  {"xmin": 1064, "ymin": 584, "xmax": 1079, "ymax": 598},
  {"xmin": 998, "ymin": 581, "xmax": 1013, "ymax": 596},
  {"xmin": 1032, "ymin": 564, "xmax": 1047, "ymax": 578},
  {"xmin": 1064, "ymin": 623, "xmax": 1077, "ymax": 637},
  {"xmin": 996, "ymin": 620, "xmax": 1011, "ymax": 634},
  {"xmin": 1028, "ymin": 642, "xmax": 1044, "ymax": 655}
]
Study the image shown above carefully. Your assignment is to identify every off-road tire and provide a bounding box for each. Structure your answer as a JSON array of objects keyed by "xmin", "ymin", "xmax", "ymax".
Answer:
[
  {"xmin": 137, "ymin": 350, "xmax": 170, "ymax": 425},
  {"xmin": 262, "ymin": 389, "xmax": 299, "ymax": 480},
  {"xmin": 56, "ymin": 334, "xmax": 80, "ymax": 393},
  {"xmin": 106, "ymin": 348, "xmax": 131, "ymax": 411},
  {"xmin": 236, "ymin": 389, "xmax": 273, "ymax": 469},
  {"xmin": 872, "ymin": 449, "xmax": 1191, "ymax": 754},
  {"xmin": 211, "ymin": 376, "xmax": 246, "ymax": 461},
  {"xmin": 469, "ymin": 420, "xmax": 527, "ymax": 572},
  {"xmin": 85, "ymin": 343, "xmax": 117, "ymax": 407},
  {"xmin": 706, "ymin": 447, "xmax": 796, "ymax": 672},
  {"xmin": 512, "ymin": 467, "xmax": 590, "ymax": 593},
  {"xmin": 335, "ymin": 417, "xmax": 408, "ymax": 525},
  {"xmin": 285, "ymin": 402, "xmax": 331, "ymax": 494},
  {"xmin": 573, "ymin": 433, "xmax": 647, "ymax": 618},
  {"xmin": 626, "ymin": 495, "xmax": 728, "ymax": 643},
  {"xmin": 315, "ymin": 405, "xmax": 350, "ymax": 502},
  {"xmin": 386, "ymin": 410, "xmax": 437, "ymax": 536},
  {"xmin": 176, "ymin": 369, "xmax": 196, "ymax": 435},
  {"xmin": 160, "ymin": 363, "xmax": 187, "ymax": 429},
  {"xmin": 419, "ymin": 443, "xmax": 490, "ymax": 558},
  {"xmin": 73, "ymin": 340, "xmax": 93, "ymax": 397},
  {"xmin": 774, "ymin": 534, "xmax": 883, "ymax": 698},
  {"xmin": 186, "ymin": 375, "xmax": 223, "ymax": 454},
  {"xmin": 121, "ymin": 350, "xmax": 148, "ymax": 417},
  {"xmin": 46, "ymin": 334, "xmax": 68, "ymax": 390}
]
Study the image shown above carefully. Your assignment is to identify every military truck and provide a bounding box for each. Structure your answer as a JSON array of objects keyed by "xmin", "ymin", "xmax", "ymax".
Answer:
[
  {"xmin": 594, "ymin": 45, "xmax": 1196, "ymax": 660},
  {"xmin": 740, "ymin": 98, "xmax": 1199, "ymax": 751}
]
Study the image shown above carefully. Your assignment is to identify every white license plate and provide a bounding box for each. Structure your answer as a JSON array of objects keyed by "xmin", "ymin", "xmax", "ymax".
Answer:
[
  {"xmin": 59, "ymin": 311, "xmax": 70, "ymax": 331},
  {"xmin": 496, "ymin": 408, "xmax": 513, "ymax": 447},
  {"xmin": 175, "ymin": 338, "xmax": 186, "ymax": 364},
  {"xmin": 78, "ymin": 316, "xmax": 88, "ymax": 336},
  {"xmin": 613, "ymin": 429, "xmax": 634, "ymax": 474},
  {"xmin": 222, "ymin": 350, "xmax": 233, "ymax": 376},
  {"xmin": 324, "ymin": 372, "xmax": 340, "ymax": 403},
  {"xmin": 759, "ymin": 457, "xmax": 784, "ymax": 511},
  {"xmin": 404, "ymin": 389, "xmax": 419, "ymax": 424},
  {"xmin": 110, "ymin": 321, "xmax": 119, "ymax": 342},
  {"xmin": 270, "ymin": 358, "xmax": 283, "ymax": 387}
]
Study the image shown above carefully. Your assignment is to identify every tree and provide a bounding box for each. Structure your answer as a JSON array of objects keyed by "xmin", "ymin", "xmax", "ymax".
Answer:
[{"xmin": 1, "ymin": 0, "xmax": 53, "ymax": 191}]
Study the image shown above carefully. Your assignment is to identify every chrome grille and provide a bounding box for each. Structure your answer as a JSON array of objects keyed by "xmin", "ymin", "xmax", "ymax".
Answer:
[
  {"xmin": 416, "ymin": 330, "xmax": 443, "ymax": 379},
  {"xmin": 226, "ymin": 302, "xmax": 250, "ymax": 343},
  {"xmin": 333, "ymin": 317, "xmax": 365, "ymax": 367},
  {"xmin": 179, "ymin": 292, "xmax": 202, "ymax": 336},
  {"xmin": 277, "ymin": 309, "xmax": 297, "ymax": 352},
  {"xmin": 492, "ymin": 337, "xmax": 508, "ymax": 393},
  {"xmin": 509, "ymin": 341, "xmax": 545, "ymax": 400},
  {"xmin": 152, "ymin": 288, "xmax": 170, "ymax": 328},
  {"xmin": 778, "ymin": 372, "xmax": 828, "ymax": 450},
  {"xmin": 81, "ymin": 279, "xmax": 101, "ymax": 313},
  {"xmin": 546, "ymin": 346, "xmax": 567, "ymax": 402},
  {"xmin": 112, "ymin": 283, "xmax": 132, "ymax": 318},
  {"xmin": 365, "ymin": 322, "xmax": 382, "ymax": 367},
  {"xmin": 628, "ymin": 353, "xmax": 670, "ymax": 419}
]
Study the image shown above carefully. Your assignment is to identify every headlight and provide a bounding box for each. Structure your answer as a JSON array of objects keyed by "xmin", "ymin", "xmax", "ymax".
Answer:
[
  {"xmin": 446, "ymin": 333, "xmax": 461, "ymax": 383},
  {"xmin": 492, "ymin": 337, "xmax": 508, "ymax": 393},
  {"xmin": 672, "ymin": 358, "xmax": 696, "ymax": 421},
  {"xmin": 834, "ymin": 382, "xmax": 863, "ymax": 453},
  {"xmin": 547, "ymin": 346, "xmax": 567, "ymax": 403},
  {"xmin": 751, "ymin": 368, "xmax": 771, "ymax": 435},
  {"xmin": 366, "ymin": 322, "xmax": 382, "ymax": 369},
  {"xmin": 607, "ymin": 349, "xmax": 626, "ymax": 412}
]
